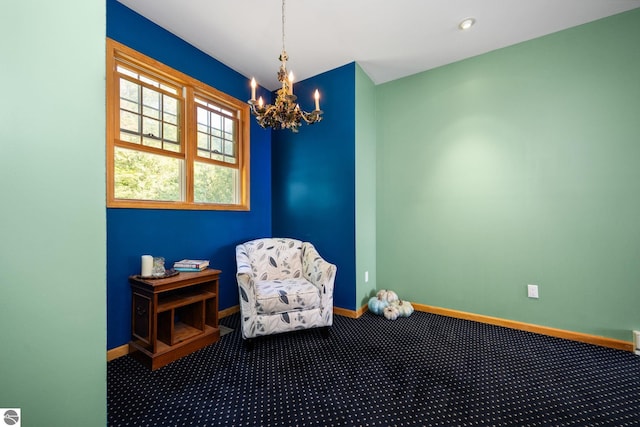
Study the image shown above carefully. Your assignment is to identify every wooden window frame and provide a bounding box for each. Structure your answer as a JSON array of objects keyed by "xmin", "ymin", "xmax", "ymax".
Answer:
[{"xmin": 106, "ymin": 38, "xmax": 250, "ymax": 210}]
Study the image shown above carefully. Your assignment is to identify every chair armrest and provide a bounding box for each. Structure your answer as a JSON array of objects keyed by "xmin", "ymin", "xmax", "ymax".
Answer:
[
  {"xmin": 235, "ymin": 245, "xmax": 255, "ymax": 303},
  {"xmin": 236, "ymin": 264, "xmax": 253, "ymax": 286},
  {"xmin": 237, "ymin": 269, "xmax": 253, "ymax": 289},
  {"xmin": 302, "ymin": 242, "xmax": 337, "ymax": 294}
]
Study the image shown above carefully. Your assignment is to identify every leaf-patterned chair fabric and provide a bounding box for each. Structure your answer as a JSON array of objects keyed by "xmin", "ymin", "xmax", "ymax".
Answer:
[{"xmin": 236, "ymin": 238, "xmax": 337, "ymax": 340}]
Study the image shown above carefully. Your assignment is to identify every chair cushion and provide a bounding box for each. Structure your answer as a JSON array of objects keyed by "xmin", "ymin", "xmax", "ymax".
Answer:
[
  {"xmin": 254, "ymin": 279, "xmax": 320, "ymax": 315},
  {"xmin": 244, "ymin": 238, "xmax": 303, "ymax": 281}
]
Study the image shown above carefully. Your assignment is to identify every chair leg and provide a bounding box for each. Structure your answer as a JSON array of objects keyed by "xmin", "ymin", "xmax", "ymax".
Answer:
[
  {"xmin": 321, "ymin": 326, "xmax": 330, "ymax": 339},
  {"xmin": 244, "ymin": 338, "xmax": 254, "ymax": 351}
]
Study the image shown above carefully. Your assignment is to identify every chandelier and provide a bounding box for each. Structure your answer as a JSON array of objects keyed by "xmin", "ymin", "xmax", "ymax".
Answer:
[{"xmin": 248, "ymin": 0, "xmax": 323, "ymax": 132}]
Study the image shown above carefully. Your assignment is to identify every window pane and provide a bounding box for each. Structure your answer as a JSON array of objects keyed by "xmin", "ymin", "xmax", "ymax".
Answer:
[
  {"xmin": 195, "ymin": 101, "xmax": 237, "ymax": 164},
  {"xmin": 140, "ymin": 75, "xmax": 159, "ymax": 88},
  {"xmin": 114, "ymin": 147, "xmax": 182, "ymax": 201},
  {"xmin": 120, "ymin": 133, "xmax": 141, "ymax": 144},
  {"xmin": 212, "ymin": 136, "xmax": 222, "ymax": 154},
  {"xmin": 142, "ymin": 87, "xmax": 161, "ymax": 119},
  {"xmin": 160, "ymin": 83, "xmax": 177, "ymax": 95},
  {"xmin": 118, "ymin": 72, "xmax": 182, "ymax": 151},
  {"xmin": 197, "ymin": 107, "xmax": 208, "ymax": 127},
  {"xmin": 120, "ymin": 79, "xmax": 139, "ymax": 100},
  {"xmin": 194, "ymin": 162, "xmax": 238, "ymax": 204},
  {"xmin": 120, "ymin": 110, "xmax": 140, "ymax": 135},
  {"xmin": 163, "ymin": 97, "xmax": 178, "ymax": 124},
  {"xmin": 142, "ymin": 116, "xmax": 160, "ymax": 137},
  {"xmin": 163, "ymin": 141, "xmax": 180, "ymax": 153},
  {"xmin": 197, "ymin": 132, "xmax": 208, "ymax": 149},
  {"xmin": 164, "ymin": 123, "xmax": 178, "ymax": 143},
  {"xmin": 117, "ymin": 66, "xmax": 137, "ymax": 79},
  {"xmin": 212, "ymin": 114, "xmax": 222, "ymax": 132},
  {"xmin": 120, "ymin": 79, "xmax": 139, "ymax": 112}
]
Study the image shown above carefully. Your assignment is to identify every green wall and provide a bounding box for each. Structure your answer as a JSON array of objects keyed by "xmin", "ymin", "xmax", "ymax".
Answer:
[
  {"xmin": 376, "ymin": 9, "xmax": 640, "ymax": 342},
  {"xmin": 355, "ymin": 64, "xmax": 378, "ymax": 308},
  {"xmin": 0, "ymin": 1, "xmax": 106, "ymax": 425}
]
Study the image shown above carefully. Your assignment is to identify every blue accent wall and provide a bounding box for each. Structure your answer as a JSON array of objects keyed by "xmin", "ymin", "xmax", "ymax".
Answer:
[
  {"xmin": 272, "ymin": 63, "xmax": 357, "ymax": 310},
  {"xmin": 107, "ymin": 0, "xmax": 272, "ymax": 349}
]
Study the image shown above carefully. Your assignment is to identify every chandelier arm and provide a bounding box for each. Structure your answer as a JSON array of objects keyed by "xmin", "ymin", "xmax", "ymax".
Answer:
[{"xmin": 300, "ymin": 110, "xmax": 323, "ymax": 125}]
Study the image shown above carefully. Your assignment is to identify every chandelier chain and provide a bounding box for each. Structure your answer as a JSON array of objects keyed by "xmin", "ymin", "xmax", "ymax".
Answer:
[{"xmin": 282, "ymin": 0, "xmax": 286, "ymax": 53}]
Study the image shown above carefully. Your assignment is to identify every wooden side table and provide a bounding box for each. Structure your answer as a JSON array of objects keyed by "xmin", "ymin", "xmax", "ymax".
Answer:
[{"xmin": 128, "ymin": 268, "xmax": 221, "ymax": 370}]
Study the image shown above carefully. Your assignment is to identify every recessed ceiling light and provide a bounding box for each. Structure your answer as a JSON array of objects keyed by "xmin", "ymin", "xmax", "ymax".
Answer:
[{"xmin": 458, "ymin": 18, "xmax": 476, "ymax": 31}]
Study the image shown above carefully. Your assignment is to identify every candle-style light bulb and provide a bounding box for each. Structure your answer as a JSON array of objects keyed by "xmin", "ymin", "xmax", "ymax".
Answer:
[
  {"xmin": 258, "ymin": 96, "xmax": 264, "ymax": 108},
  {"xmin": 314, "ymin": 89, "xmax": 320, "ymax": 111},
  {"xmin": 250, "ymin": 78, "xmax": 257, "ymax": 101},
  {"xmin": 288, "ymin": 71, "xmax": 294, "ymax": 95}
]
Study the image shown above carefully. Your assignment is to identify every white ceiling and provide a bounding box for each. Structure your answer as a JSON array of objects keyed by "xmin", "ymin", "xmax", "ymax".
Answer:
[{"xmin": 116, "ymin": 0, "xmax": 640, "ymax": 91}]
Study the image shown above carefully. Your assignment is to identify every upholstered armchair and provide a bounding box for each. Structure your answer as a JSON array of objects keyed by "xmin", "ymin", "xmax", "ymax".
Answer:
[{"xmin": 235, "ymin": 238, "xmax": 337, "ymax": 344}]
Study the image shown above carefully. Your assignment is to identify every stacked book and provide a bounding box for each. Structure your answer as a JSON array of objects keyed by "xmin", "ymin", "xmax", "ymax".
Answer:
[{"xmin": 173, "ymin": 259, "xmax": 209, "ymax": 272}]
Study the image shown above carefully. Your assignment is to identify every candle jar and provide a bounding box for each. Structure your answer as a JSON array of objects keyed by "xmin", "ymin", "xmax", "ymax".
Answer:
[
  {"xmin": 141, "ymin": 255, "xmax": 153, "ymax": 277},
  {"xmin": 152, "ymin": 257, "xmax": 166, "ymax": 277}
]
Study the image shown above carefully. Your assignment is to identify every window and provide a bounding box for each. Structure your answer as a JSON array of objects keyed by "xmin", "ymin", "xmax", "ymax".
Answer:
[{"xmin": 106, "ymin": 38, "xmax": 250, "ymax": 210}]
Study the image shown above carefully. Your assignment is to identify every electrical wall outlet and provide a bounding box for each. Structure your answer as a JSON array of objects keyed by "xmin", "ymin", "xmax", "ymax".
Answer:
[
  {"xmin": 527, "ymin": 284, "xmax": 539, "ymax": 299},
  {"xmin": 365, "ymin": 271, "xmax": 369, "ymax": 283}
]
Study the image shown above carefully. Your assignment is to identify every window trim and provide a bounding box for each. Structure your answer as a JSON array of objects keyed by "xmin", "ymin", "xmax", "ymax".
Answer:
[{"xmin": 106, "ymin": 38, "xmax": 250, "ymax": 210}]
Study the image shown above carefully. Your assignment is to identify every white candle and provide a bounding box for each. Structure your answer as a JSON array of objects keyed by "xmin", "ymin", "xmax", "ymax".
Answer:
[
  {"xmin": 141, "ymin": 255, "xmax": 153, "ymax": 277},
  {"xmin": 288, "ymin": 71, "xmax": 294, "ymax": 95},
  {"xmin": 314, "ymin": 89, "xmax": 320, "ymax": 111},
  {"xmin": 250, "ymin": 78, "xmax": 256, "ymax": 101}
]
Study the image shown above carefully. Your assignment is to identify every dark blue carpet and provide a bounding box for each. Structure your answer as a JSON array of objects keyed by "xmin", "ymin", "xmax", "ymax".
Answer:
[{"xmin": 107, "ymin": 311, "xmax": 640, "ymax": 426}]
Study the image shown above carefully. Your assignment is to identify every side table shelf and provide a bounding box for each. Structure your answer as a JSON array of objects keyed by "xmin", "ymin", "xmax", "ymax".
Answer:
[{"xmin": 128, "ymin": 268, "xmax": 221, "ymax": 370}]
